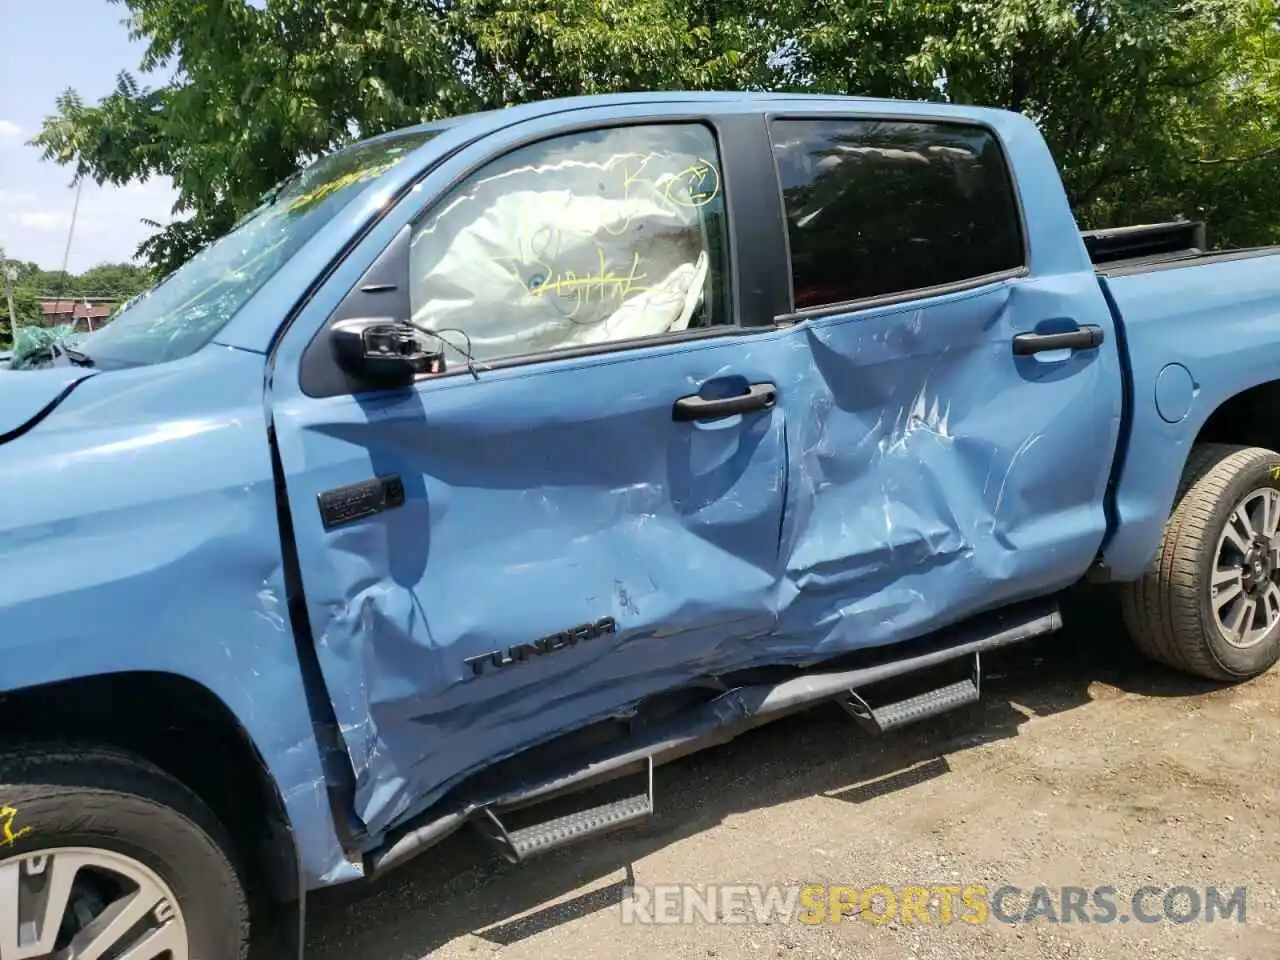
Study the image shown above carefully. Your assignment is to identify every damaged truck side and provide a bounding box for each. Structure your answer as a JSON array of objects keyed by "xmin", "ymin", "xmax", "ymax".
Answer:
[{"xmin": 4, "ymin": 92, "xmax": 1280, "ymax": 957}]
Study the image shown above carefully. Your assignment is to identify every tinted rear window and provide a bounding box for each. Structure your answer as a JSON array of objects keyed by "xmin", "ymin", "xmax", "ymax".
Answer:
[{"xmin": 770, "ymin": 118, "xmax": 1025, "ymax": 310}]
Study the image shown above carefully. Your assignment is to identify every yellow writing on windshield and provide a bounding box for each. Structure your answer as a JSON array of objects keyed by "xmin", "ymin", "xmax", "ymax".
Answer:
[{"xmin": 286, "ymin": 159, "xmax": 399, "ymax": 213}]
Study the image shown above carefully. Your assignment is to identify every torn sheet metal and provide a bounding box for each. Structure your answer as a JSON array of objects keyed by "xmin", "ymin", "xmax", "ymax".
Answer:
[{"xmin": 273, "ymin": 257, "xmax": 1122, "ymax": 841}]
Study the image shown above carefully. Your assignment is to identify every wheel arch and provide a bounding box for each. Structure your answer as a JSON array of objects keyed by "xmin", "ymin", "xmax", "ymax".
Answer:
[
  {"xmin": 0, "ymin": 670, "xmax": 300, "ymax": 909},
  {"xmin": 1118, "ymin": 442, "xmax": 1280, "ymax": 680},
  {"xmin": 1194, "ymin": 379, "xmax": 1280, "ymax": 451},
  {"xmin": 1102, "ymin": 376, "xmax": 1280, "ymax": 581}
]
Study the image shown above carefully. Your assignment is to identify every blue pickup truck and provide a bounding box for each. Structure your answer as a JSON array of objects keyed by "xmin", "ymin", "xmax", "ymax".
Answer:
[{"xmin": 3, "ymin": 91, "xmax": 1280, "ymax": 957}]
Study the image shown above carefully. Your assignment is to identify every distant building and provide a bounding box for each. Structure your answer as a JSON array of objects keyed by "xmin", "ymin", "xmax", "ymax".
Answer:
[{"xmin": 40, "ymin": 299, "xmax": 115, "ymax": 331}]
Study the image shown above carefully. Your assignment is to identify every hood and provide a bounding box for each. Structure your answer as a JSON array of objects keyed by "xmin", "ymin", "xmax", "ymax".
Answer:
[{"xmin": 0, "ymin": 366, "xmax": 97, "ymax": 443}]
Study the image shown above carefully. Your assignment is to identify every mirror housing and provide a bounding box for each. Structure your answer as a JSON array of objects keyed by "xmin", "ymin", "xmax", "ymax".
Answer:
[
  {"xmin": 330, "ymin": 318, "xmax": 444, "ymax": 387},
  {"xmin": 302, "ymin": 224, "xmax": 431, "ymax": 398}
]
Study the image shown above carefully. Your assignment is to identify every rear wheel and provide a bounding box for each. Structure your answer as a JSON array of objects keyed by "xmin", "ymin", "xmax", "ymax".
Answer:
[
  {"xmin": 1122, "ymin": 443, "xmax": 1280, "ymax": 681},
  {"xmin": 0, "ymin": 744, "xmax": 248, "ymax": 959}
]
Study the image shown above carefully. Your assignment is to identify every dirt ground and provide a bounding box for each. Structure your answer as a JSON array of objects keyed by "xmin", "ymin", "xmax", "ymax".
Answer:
[{"xmin": 303, "ymin": 594, "xmax": 1280, "ymax": 959}]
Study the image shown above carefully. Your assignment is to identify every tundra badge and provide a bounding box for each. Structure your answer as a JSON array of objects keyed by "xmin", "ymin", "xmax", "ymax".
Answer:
[{"xmin": 463, "ymin": 617, "xmax": 618, "ymax": 678}]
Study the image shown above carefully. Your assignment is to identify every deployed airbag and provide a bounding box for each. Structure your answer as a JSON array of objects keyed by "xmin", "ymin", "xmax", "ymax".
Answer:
[{"xmin": 408, "ymin": 125, "xmax": 717, "ymax": 362}]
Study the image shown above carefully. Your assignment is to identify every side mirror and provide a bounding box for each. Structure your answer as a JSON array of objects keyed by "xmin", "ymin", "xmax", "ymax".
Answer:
[
  {"xmin": 330, "ymin": 318, "xmax": 444, "ymax": 387},
  {"xmin": 300, "ymin": 224, "xmax": 442, "ymax": 398}
]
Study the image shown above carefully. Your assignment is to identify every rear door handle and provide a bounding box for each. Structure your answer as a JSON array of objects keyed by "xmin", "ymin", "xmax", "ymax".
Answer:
[
  {"xmin": 673, "ymin": 382, "xmax": 778, "ymax": 422},
  {"xmin": 1012, "ymin": 324, "xmax": 1105, "ymax": 356}
]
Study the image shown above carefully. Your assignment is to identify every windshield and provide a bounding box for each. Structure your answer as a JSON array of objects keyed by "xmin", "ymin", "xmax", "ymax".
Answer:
[{"xmin": 69, "ymin": 128, "xmax": 441, "ymax": 369}]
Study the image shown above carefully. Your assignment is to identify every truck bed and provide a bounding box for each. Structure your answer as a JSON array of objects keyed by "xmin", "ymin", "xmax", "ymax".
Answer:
[{"xmin": 1086, "ymin": 220, "xmax": 1280, "ymax": 276}]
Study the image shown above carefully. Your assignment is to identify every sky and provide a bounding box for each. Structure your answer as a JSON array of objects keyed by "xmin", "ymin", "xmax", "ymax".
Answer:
[{"xmin": 0, "ymin": 0, "xmax": 177, "ymax": 273}]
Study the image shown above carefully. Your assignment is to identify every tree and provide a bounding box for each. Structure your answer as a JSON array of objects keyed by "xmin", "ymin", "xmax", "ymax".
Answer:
[
  {"xmin": 31, "ymin": 0, "xmax": 775, "ymax": 273},
  {"xmin": 769, "ymin": 0, "xmax": 1280, "ymax": 234},
  {"xmin": 2, "ymin": 262, "xmax": 152, "ymax": 301},
  {"xmin": 73, "ymin": 262, "xmax": 154, "ymax": 299},
  {"xmin": 30, "ymin": 0, "xmax": 1280, "ymax": 273},
  {"xmin": 0, "ymin": 264, "xmax": 44, "ymax": 351},
  {"xmin": 1081, "ymin": 0, "xmax": 1280, "ymax": 247}
]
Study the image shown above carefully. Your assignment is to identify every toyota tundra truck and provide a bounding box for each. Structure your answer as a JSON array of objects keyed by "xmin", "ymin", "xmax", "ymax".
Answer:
[{"xmin": 3, "ymin": 91, "xmax": 1280, "ymax": 958}]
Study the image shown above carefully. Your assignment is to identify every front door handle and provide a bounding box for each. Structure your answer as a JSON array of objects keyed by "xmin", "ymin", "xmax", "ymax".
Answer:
[
  {"xmin": 1012, "ymin": 324, "xmax": 1105, "ymax": 356},
  {"xmin": 673, "ymin": 382, "xmax": 778, "ymax": 422}
]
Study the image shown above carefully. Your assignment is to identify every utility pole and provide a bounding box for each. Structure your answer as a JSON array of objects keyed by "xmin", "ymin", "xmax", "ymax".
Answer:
[{"xmin": 1, "ymin": 246, "xmax": 17, "ymax": 354}]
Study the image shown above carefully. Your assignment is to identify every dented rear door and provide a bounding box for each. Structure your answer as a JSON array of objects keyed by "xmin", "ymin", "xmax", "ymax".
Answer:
[{"xmin": 764, "ymin": 108, "xmax": 1123, "ymax": 653}]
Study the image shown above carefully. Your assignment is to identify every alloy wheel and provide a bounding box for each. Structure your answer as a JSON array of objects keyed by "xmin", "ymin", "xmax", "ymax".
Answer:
[
  {"xmin": 1211, "ymin": 486, "xmax": 1280, "ymax": 649},
  {"xmin": 0, "ymin": 846, "xmax": 189, "ymax": 960}
]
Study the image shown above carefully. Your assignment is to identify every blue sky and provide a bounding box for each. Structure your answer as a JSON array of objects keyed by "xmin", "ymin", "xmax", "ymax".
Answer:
[{"xmin": 0, "ymin": 0, "xmax": 177, "ymax": 273}]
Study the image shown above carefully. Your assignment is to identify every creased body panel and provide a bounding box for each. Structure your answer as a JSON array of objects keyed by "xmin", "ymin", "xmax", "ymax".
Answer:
[
  {"xmin": 266, "ymin": 97, "xmax": 1126, "ymax": 850},
  {"xmin": 775, "ymin": 273, "xmax": 1123, "ymax": 658},
  {"xmin": 272, "ymin": 335, "xmax": 793, "ymax": 835},
  {"xmin": 0, "ymin": 367, "xmax": 97, "ymax": 439},
  {"xmin": 276, "ymin": 268, "xmax": 1122, "ymax": 842}
]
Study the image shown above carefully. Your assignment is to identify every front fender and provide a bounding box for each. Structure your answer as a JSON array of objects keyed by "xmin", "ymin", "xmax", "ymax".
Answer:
[{"xmin": 0, "ymin": 345, "xmax": 357, "ymax": 890}]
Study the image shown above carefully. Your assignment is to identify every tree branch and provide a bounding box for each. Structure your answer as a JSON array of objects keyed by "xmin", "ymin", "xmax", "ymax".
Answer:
[{"xmin": 1189, "ymin": 144, "xmax": 1280, "ymax": 164}]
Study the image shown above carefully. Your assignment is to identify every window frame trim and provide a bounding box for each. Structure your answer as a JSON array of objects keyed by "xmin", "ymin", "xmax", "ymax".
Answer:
[
  {"xmin": 296, "ymin": 111, "xmax": 772, "ymax": 398},
  {"xmin": 764, "ymin": 111, "xmax": 1033, "ymax": 322}
]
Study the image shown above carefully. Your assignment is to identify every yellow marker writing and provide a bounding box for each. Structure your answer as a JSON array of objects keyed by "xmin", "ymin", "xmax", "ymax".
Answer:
[
  {"xmin": 0, "ymin": 805, "xmax": 31, "ymax": 848},
  {"xmin": 603, "ymin": 153, "xmax": 722, "ymax": 235},
  {"xmin": 661, "ymin": 159, "xmax": 721, "ymax": 209},
  {"xmin": 287, "ymin": 160, "xmax": 398, "ymax": 213},
  {"xmin": 496, "ymin": 247, "xmax": 650, "ymax": 320}
]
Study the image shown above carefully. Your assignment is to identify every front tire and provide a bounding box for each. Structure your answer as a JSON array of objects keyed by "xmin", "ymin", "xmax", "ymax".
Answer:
[
  {"xmin": 1122, "ymin": 443, "xmax": 1280, "ymax": 681},
  {"xmin": 0, "ymin": 744, "xmax": 249, "ymax": 959}
]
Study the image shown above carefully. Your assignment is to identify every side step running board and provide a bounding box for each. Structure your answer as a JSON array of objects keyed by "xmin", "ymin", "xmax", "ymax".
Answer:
[
  {"xmin": 841, "ymin": 654, "xmax": 982, "ymax": 733},
  {"xmin": 476, "ymin": 759, "xmax": 654, "ymax": 863},
  {"xmin": 365, "ymin": 601, "xmax": 1060, "ymax": 879}
]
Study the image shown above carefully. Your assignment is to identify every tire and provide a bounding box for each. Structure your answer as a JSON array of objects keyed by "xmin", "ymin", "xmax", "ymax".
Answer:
[
  {"xmin": 0, "ymin": 743, "xmax": 249, "ymax": 958},
  {"xmin": 1121, "ymin": 442, "xmax": 1280, "ymax": 681}
]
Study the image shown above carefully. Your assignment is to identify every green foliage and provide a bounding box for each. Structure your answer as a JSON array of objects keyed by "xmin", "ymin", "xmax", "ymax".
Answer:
[
  {"xmin": 1, "ymin": 258, "xmax": 153, "ymax": 349},
  {"xmin": 0, "ymin": 286, "xmax": 42, "ymax": 351},
  {"xmin": 73, "ymin": 262, "xmax": 155, "ymax": 299},
  {"xmin": 2, "ymin": 259, "xmax": 153, "ymax": 301},
  {"xmin": 29, "ymin": 0, "xmax": 1280, "ymax": 271}
]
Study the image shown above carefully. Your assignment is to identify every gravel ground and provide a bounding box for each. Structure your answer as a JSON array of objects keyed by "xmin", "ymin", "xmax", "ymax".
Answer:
[{"xmin": 303, "ymin": 595, "xmax": 1280, "ymax": 959}]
